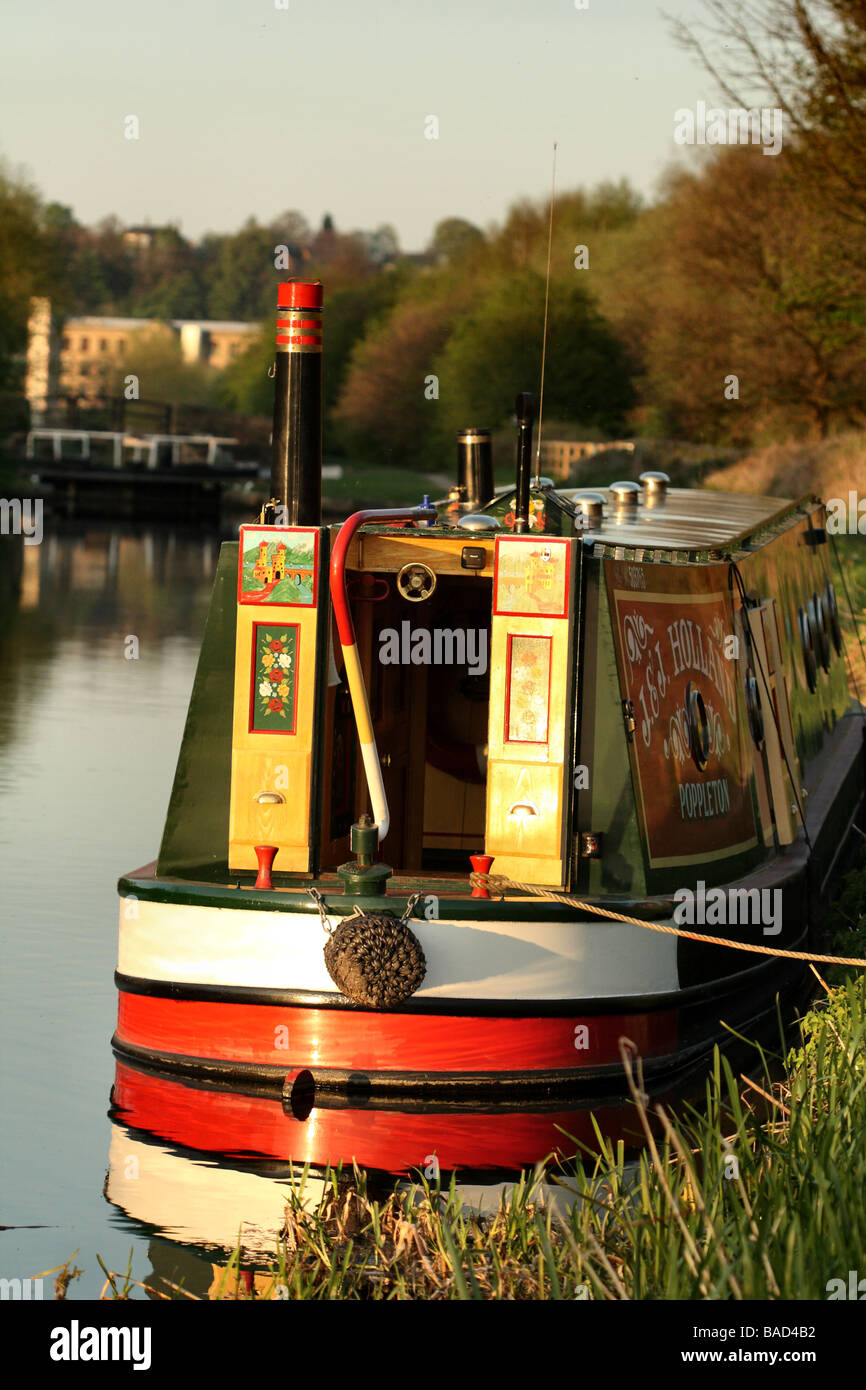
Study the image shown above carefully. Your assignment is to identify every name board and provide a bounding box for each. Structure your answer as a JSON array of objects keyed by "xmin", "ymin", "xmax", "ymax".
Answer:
[{"xmin": 606, "ymin": 561, "xmax": 757, "ymax": 869}]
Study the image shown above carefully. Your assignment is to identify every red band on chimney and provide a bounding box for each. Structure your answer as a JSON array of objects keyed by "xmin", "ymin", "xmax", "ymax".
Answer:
[{"xmin": 278, "ymin": 281, "xmax": 323, "ymax": 309}]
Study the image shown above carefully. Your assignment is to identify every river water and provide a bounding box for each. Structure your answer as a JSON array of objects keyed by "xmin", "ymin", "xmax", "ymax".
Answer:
[
  {"xmin": 0, "ymin": 525, "xmax": 228, "ymax": 1297},
  {"xmin": 1, "ymin": 521, "xmax": 603, "ymax": 1301}
]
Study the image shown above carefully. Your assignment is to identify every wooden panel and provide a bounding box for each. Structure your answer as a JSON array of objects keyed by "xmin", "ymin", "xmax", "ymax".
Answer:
[
  {"xmin": 734, "ymin": 608, "xmax": 774, "ymax": 848},
  {"xmin": 353, "ymin": 533, "xmax": 495, "ymax": 577},
  {"xmin": 484, "ymin": 537, "xmax": 576, "ymax": 885},
  {"xmin": 486, "ymin": 762, "xmax": 568, "ymax": 861},
  {"xmin": 228, "ymin": 529, "xmax": 323, "ymax": 874},
  {"xmin": 747, "ymin": 602, "xmax": 799, "ymax": 846}
]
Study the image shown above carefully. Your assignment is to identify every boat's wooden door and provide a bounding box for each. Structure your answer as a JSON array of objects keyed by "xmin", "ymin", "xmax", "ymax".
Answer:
[{"xmin": 484, "ymin": 535, "xmax": 579, "ymax": 887}]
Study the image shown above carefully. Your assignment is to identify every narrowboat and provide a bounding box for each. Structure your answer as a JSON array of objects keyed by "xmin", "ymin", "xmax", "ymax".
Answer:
[{"xmin": 113, "ymin": 279, "xmax": 864, "ymax": 1104}]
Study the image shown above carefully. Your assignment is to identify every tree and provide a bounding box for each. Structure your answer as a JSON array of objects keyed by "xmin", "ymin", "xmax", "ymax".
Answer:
[
  {"xmin": 428, "ymin": 217, "xmax": 485, "ymax": 265},
  {"xmin": 671, "ymin": 1, "xmax": 866, "ymax": 223},
  {"xmin": 135, "ymin": 269, "xmax": 203, "ymax": 320},
  {"xmin": 269, "ymin": 209, "xmax": 311, "ymax": 248},
  {"xmin": 600, "ymin": 146, "xmax": 866, "ymax": 441},
  {"xmin": 333, "ymin": 294, "xmax": 457, "ymax": 464},
  {"xmin": 434, "ymin": 271, "xmax": 636, "ymax": 439},
  {"xmin": 360, "ymin": 224, "xmax": 400, "ymax": 267},
  {"xmin": 0, "ymin": 165, "xmax": 56, "ymax": 390},
  {"xmin": 205, "ymin": 218, "xmax": 282, "ymax": 319},
  {"xmin": 106, "ymin": 326, "xmax": 221, "ymax": 406}
]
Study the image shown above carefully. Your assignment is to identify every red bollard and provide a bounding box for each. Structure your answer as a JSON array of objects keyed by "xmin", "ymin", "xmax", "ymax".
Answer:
[
  {"xmin": 470, "ymin": 853, "xmax": 494, "ymax": 899},
  {"xmin": 254, "ymin": 845, "xmax": 278, "ymax": 890}
]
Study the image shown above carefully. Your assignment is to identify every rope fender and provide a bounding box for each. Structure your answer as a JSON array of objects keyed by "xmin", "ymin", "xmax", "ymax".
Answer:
[{"xmin": 311, "ymin": 891, "xmax": 427, "ymax": 1007}]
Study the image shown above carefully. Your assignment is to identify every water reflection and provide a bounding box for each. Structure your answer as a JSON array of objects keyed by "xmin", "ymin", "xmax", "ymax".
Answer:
[{"xmin": 105, "ymin": 1057, "xmax": 648, "ymax": 1295}]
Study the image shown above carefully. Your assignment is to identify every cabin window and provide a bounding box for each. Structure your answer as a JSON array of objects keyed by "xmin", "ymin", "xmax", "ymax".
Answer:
[{"xmin": 685, "ymin": 682, "xmax": 710, "ymax": 772}]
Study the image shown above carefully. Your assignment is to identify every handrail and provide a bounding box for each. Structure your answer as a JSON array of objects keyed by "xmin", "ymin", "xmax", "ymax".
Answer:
[{"xmin": 329, "ymin": 506, "xmax": 436, "ymax": 842}]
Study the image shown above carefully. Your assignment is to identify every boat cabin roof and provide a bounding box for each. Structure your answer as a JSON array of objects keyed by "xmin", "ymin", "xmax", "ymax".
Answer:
[{"xmin": 555, "ymin": 486, "xmax": 800, "ymax": 554}]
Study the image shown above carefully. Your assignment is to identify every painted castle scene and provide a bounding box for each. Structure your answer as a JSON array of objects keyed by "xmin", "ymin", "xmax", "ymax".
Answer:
[{"xmin": 239, "ymin": 526, "xmax": 317, "ymax": 605}]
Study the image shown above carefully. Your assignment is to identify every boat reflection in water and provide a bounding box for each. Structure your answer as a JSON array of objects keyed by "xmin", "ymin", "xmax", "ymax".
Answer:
[{"xmin": 106, "ymin": 1056, "xmax": 652, "ymax": 1298}]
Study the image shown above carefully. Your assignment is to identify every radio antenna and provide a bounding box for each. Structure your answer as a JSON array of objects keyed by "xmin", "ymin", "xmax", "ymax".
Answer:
[{"xmin": 535, "ymin": 141, "xmax": 557, "ymax": 487}]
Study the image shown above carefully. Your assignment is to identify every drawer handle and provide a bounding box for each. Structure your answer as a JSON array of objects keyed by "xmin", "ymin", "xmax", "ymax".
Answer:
[{"xmin": 255, "ymin": 790, "xmax": 285, "ymax": 805}]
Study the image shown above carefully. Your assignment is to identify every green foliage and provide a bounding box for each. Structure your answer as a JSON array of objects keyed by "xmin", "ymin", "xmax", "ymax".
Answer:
[
  {"xmin": 322, "ymin": 270, "xmax": 413, "ymax": 430},
  {"xmin": 217, "ymin": 322, "xmax": 273, "ymax": 416},
  {"xmin": 205, "ymin": 218, "xmax": 281, "ymax": 321},
  {"xmin": 333, "ymin": 290, "xmax": 459, "ymax": 466},
  {"xmin": 434, "ymin": 270, "xmax": 636, "ymax": 440},
  {"xmin": 107, "ymin": 328, "xmax": 222, "ymax": 407},
  {"xmin": 427, "ymin": 216, "xmax": 485, "ymax": 265},
  {"xmin": 0, "ymin": 164, "xmax": 57, "ymax": 388}
]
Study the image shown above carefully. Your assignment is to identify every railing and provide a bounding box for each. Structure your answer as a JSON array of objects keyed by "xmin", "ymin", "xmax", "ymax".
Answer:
[
  {"xmin": 25, "ymin": 428, "xmax": 243, "ymax": 471},
  {"xmin": 8, "ymin": 393, "xmax": 269, "ymax": 450}
]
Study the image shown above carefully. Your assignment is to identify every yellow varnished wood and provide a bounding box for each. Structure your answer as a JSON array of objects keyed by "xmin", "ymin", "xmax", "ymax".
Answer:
[
  {"xmin": 735, "ymin": 609, "xmax": 774, "ymax": 847},
  {"xmin": 228, "ymin": 591, "xmax": 320, "ymax": 873},
  {"xmin": 746, "ymin": 602, "xmax": 800, "ymax": 846},
  {"xmin": 350, "ymin": 533, "xmax": 495, "ymax": 576},
  {"xmin": 483, "ymin": 540, "xmax": 576, "ymax": 885}
]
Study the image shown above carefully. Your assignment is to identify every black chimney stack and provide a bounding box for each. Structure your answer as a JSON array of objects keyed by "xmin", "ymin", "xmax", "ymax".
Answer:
[
  {"xmin": 270, "ymin": 280, "xmax": 323, "ymax": 526},
  {"xmin": 456, "ymin": 428, "xmax": 494, "ymax": 510},
  {"xmin": 514, "ymin": 392, "xmax": 534, "ymax": 534}
]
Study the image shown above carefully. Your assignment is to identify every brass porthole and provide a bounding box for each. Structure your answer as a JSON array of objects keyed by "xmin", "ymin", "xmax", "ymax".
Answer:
[
  {"xmin": 798, "ymin": 605, "xmax": 818, "ymax": 692},
  {"xmin": 685, "ymin": 681, "xmax": 710, "ymax": 772}
]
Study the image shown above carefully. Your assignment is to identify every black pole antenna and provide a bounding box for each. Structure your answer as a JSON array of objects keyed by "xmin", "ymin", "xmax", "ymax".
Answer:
[{"xmin": 535, "ymin": 142, "xmax": 557, "ymax": 487}]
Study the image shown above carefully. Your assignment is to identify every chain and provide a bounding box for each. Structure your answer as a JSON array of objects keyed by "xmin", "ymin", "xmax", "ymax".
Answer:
[
  {"xmin": 400, "ymin": 892, "xmax": 422, "ymax": 923},
  {"xmin": 309, "ymin": 888, "xmax": 422, "ymax": 930},
  {"xmin": 308, "ymin": 887, "xmax": 334, "ymax": 935}
]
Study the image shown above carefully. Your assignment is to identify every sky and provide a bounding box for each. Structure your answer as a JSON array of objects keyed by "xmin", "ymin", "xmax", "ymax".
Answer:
[{"xmin": 1, "ymin": 0, "xmax": 722, "ymax": 250}]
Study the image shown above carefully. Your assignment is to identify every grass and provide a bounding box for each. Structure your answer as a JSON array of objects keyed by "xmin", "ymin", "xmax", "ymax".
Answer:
[{"xmin": 321, "ymin": 457, "xmax": 447, "ymax": 510}]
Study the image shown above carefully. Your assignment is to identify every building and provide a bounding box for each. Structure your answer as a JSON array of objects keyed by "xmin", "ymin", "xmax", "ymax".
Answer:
[
  {"xmin": 42, "ymin": 310, "xmax": 261, "ymax": 402},
  {"xmin": 24, "ymin": 298, "xmax": 61, "ymax": 424},
  {"xmin": 58, "ymin": 316, "xmax": 150, "ymax": 397},
  {"xmin": 122, "ymin": 225, "xmax": 173, "ymax": 252},
  {"xmin": 171, "ymin": 321, "xmax": 260, "ymax": 370}
]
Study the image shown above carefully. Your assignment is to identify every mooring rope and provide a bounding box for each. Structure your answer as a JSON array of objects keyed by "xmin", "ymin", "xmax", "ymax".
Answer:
[{"xmin": 467, "ymin": 873, "xmax": 866, "ymax": 968}]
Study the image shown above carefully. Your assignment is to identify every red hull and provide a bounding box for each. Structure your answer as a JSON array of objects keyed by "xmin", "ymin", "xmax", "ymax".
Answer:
[{"xmin": 114, "ymin": 990, "xmax": 679, "ymax": 1082}]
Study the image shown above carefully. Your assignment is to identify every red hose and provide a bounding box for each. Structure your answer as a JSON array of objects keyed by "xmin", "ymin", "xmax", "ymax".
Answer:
[{"xmin": 329, "ymin": 507, "xmax": 436, "ymax": 645}]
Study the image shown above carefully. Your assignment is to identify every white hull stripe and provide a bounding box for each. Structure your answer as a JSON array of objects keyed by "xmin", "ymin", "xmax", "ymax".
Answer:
[{"xmin": 118, "ymin": 897, "xmax": 680, "ymax": 1001}]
